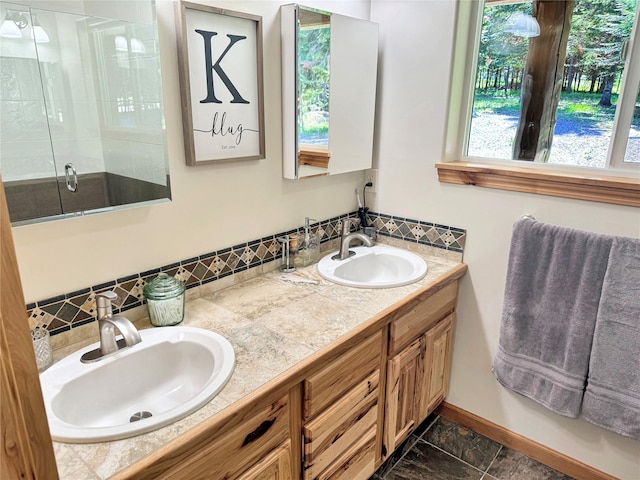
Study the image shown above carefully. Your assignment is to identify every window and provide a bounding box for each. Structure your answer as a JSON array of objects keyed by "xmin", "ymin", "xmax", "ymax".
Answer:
[
  {"xmin": 623, "ymin": 83, "xmax": 640, "ymax": 164},
  {"xmin": 439, "ymin": 0, "xmax": 640, "ymax": 206}
]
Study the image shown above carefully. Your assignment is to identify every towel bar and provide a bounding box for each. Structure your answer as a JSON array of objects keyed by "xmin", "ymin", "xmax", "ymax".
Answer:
[{"xmin": 522, "ymin": 214, "xmax": 536, "ymax": 221}]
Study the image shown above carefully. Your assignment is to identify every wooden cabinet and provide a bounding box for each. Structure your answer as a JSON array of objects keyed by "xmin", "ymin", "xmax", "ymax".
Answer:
[
  {"xmin": 302, "ymin": 332, "xmax": 383, "ymax": 480},
  {"xmin": 384, "ymin": 337, "xmax": 425, "ymax": 453},
  {"xmin": 129, "ymin": 393, "xmax": 295, "ymax": 480},
  {"xmin": 423, "ymin": 313, "xmax": 455, "ymax": 417},
  {"xmin": 383, "ymin": 284, "xmax": 458, "ymax": 460},
  {"xmin": 237, "ymin": 441, "xmax": 292, "ymax": 480}
]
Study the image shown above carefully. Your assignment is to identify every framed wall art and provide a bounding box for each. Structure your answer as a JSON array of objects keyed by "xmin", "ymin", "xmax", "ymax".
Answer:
[{"xmin": 175, "ymin": 2, "xmax": 265, "ymax": 165}]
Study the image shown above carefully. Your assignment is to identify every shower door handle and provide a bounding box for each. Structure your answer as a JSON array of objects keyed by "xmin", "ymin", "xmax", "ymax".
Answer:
[{"xmin": 65, "ymin": 163, "xmax": 78, "ymax": 192}]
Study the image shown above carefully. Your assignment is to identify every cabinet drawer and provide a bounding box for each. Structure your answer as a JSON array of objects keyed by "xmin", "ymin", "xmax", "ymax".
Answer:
[
  {"xmin": 303, "ymin": 372, "xmax": 379, "ymax": 479},
  {"xmin": 389, "ymin": 282, "xmax": 457, "ymax": 355},
  {"xmin": 316, "ymin": 428, "xmax": 376, "ymax": 480},
  {"xmin": 158, "ymin": 395, "xmax": 290, "ymax": 480},
  {"xmin": 304, "ymin": 331, "xmax": 382, "ymax": 419}
]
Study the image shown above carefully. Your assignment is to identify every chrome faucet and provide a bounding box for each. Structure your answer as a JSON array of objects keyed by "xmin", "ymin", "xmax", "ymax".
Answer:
[
  {"xmin": 81, "ymin": 291, "xmax": 142, "ymax": 363},
  {"xmin": 333, "ymin": 218, "xmax": 375, "ymax": 260}
]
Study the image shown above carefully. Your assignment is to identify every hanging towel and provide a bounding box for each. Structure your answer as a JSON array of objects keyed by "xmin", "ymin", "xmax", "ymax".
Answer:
[
  {"xmin": 492, "ymin": 217, "xmax": 614, "ymax": 417},
  {"xmin": 582, "ymin": 236, "xmax": 640, "ymax": 440}
]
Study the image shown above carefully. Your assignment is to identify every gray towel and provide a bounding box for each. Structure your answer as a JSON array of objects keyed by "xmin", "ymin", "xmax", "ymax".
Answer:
[
  {"xmin": 582, "ymin": 236, "xmax": 640, "ymax": 440},
  {"xmin": 492, "ymin": 217, "xmax": 613, "ymax": 417}
]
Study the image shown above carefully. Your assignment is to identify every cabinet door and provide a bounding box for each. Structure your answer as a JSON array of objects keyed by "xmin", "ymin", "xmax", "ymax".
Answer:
[
  {"xmin": 422, "ymin": 313, "xmax": 455, "ymax": 418},
  {"xmin": 238, "ymin": 441, "xmax": 292, "ymax": 480},
  {"xmin": 383, "ymin": 337, "xmax": 424, "ymax": 455}
]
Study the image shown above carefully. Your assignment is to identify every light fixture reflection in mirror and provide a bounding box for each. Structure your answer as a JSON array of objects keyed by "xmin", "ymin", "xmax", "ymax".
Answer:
[
  {"xmin": 505, "ymin": 12, "xmax": 540, "ymax": 38},
  {"xmin": 31, "ymin": 14, "xmax": 49, "ymax": 43},
  {"xmin": 0, "ymin": 12, "xmax": 22, "ymax": 37},
  {"xmin": 115, "ymin": 35, "xmax": 146, "ymax": 53},
  {"xmin": 0, "ymin": 9, "xmax": 49, "ymax": 42}
]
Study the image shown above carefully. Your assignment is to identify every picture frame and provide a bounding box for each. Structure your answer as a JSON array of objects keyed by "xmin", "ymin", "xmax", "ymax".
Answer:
[{"xmin": 175, "ymin": 2, "xmax": 265, "ymax": 165}]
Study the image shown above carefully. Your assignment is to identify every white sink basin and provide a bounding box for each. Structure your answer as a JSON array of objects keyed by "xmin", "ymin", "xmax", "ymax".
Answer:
[
  {"xmin": 317, "ymin": 245, "xmax": 427, "ymax": 288},
  {"xmin": 40, "ymin": 326, "xmax": 235, "ymax": 443}
]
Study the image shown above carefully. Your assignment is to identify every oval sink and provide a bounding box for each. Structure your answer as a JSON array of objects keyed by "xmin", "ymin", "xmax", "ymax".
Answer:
[
  {"xmin": 40, "ymin": 326, "xmax": 235, "ymax": 443},
  {"xmin": 317, "ymin": 245, "xmax": 427, "ymax": 288}
]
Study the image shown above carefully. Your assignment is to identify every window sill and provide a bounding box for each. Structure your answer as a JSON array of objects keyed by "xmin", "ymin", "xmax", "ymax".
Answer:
[{"xmin": 435, "ymin": 161, "xmax": 640, "ymax": 207}]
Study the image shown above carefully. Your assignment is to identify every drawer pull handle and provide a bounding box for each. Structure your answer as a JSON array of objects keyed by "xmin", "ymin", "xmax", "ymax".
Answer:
[{"xmin": 242, "ymin": 419, "xmax": 275, "ymax": 446}]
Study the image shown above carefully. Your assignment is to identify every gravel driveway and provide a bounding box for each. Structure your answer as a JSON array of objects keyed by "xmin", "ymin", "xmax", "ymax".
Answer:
[{"xmin": 467, "ymin": 112, "xmax": 639, "ymax": 167}]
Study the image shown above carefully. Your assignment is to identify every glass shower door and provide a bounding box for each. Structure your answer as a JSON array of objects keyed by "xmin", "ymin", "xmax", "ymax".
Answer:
[{"xmin": 0, "ymin": 2, "xmax": 62, "ymax": 222}]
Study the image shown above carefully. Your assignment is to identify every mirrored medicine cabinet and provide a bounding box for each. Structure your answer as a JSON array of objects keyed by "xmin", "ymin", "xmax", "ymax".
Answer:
[
  {"xmin": 0, "ymin": 0, "xmax": 170, "ymax": 225},
  {"xmin": 281, "ymin": 4, "xmax": 378, "ymax": 179}
]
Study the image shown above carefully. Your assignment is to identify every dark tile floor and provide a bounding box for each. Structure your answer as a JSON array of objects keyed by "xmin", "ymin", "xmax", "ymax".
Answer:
[{"xmin": 371, "ymin": 415, "xmax": 575, "ymax": 480}]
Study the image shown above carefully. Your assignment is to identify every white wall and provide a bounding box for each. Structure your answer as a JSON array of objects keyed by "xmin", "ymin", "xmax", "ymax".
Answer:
[
  {"xmin": 12, "ymin": 0, "xmax": 371, "ymax": 302},
  {"xmin": 370, "ymin": 1, "xmax": 640, "ymax": 478}
]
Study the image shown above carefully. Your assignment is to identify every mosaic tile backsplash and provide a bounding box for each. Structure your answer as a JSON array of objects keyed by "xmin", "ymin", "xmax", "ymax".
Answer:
[{"xmin": 27, "ymin": 211, "xmax": 466, "ymax": 336}]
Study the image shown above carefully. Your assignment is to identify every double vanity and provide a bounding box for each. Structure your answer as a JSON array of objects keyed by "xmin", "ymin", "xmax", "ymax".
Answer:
[{"xmin": 48, "ymin": 238, "xmax": 466, "ymax": 480}]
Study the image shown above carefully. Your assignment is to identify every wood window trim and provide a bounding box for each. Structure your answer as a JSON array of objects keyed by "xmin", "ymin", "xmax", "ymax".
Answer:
[{"xmin": 436, "ymin": 161, "xmax": 640, "ymax": 207}]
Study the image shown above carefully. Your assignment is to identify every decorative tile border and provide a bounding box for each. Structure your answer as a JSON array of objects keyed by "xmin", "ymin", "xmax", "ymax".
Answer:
[
  {"xmin": 367, "ymin": 212, "xmax": 466, "ymax": 251},
  {"xmin": 27, "ymin": 211, "xmax": 466, "ymax": 336}
]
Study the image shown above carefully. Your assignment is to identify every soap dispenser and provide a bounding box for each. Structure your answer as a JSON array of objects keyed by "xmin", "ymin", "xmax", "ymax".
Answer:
[{"xmin": 295, "ymin": 217, "xmax": 320, "ymax": 267}]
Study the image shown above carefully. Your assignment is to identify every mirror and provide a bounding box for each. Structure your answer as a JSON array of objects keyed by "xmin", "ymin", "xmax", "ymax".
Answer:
[
  {"xmin": 281, "ymin": 4, "xmax": 378, "ymax": 179},
  {"xmin": 0, "ymin": 1, "xmax": 170, "ymax": 225}
]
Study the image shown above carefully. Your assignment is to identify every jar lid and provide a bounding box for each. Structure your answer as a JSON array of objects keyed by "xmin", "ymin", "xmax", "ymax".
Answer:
[{"xmin": 143, "ymin": 273, "xmax": 185, "ymax": 300}]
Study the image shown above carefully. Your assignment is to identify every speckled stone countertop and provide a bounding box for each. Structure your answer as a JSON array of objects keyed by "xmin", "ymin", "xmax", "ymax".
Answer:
[{"xmin": 50, "ymin": 238, "xmax": 463, "ymax": 479}]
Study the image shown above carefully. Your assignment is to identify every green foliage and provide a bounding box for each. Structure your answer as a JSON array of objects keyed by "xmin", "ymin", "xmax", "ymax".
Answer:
[
  {"xmin": 298, "ymin": 26, "xmax": 330, "ymax": 126},
  {"xmin": 557, "ymin": 92, "xmax": 619, "ymax": 128},
  {"xmin": 473, "ymin": 90, "xmax": 619, "ymax": 127},
  {"xmin": 472, "ymin": 92, "xmax": 521, "ymax": 114},
  {"xmin": 571, "ymin": 0, "xmax": 637, "ymax": 77},
  {"xmin": 477, "ymin": 0, "xmax": 638, "ymax": 94},
  {"xmin": 299, "ymin": 123, "xmax": 329, "ymax": 139}
]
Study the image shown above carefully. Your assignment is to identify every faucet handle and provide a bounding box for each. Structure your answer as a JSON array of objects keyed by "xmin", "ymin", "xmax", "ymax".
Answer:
[
  {"xmin": 96, "ymin": 291, "xmax": 118, "ymax": 319},
  {"xmin": 96, "ymin": 290, "xmax": 117, "ymax": 299},
  {"xmin": 341, "ymin": 218, "xmax": 357, "ymax": 235}
]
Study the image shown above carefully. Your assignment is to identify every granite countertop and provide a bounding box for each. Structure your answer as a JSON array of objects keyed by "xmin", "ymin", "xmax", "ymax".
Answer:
[{"xmin": 51, "ymin": 239, "xmax": 463, "ymax": 479}]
